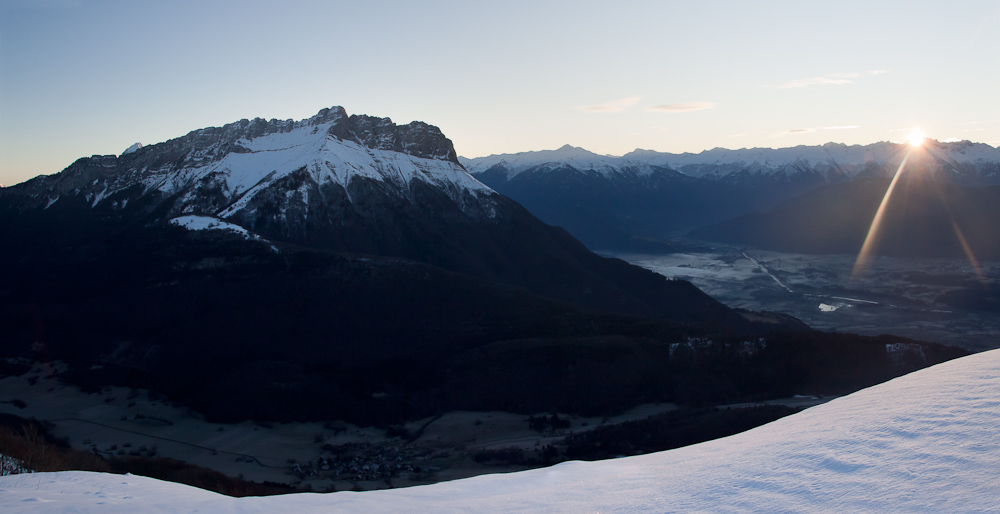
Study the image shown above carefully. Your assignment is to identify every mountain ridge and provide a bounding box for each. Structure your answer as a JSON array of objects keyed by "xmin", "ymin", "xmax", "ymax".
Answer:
[
  {"xmin": 462, "ymin": 139, "xmax": 1000, "ymax": 185},
  {"xmin": 4, "ymin": 106, "xmax": 485, "ymax": 218},
  {"xmin": 460, "ymin": 140, "xmax": 1000, "ymax": 251}
]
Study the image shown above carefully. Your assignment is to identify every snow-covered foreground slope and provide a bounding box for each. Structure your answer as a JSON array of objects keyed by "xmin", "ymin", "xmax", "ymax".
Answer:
[{"xmin": 4, "ymin": 349, "xmax": 1000, "ymax": 513}]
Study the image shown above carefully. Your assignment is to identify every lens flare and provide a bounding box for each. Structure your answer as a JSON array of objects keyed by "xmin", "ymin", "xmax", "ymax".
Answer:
[
  {"xmin": 929, "ymin": 179, "xmax": 988, "ymax": 284},
  {"xmin": 907, "ymin": 128, "xmax": 925, "ymax": 147},
  {"xmin": 851, "ymin": 146, "xmax": 914, "ymax": 278},
  {"xmin": 852, "ymin": 141, "xmax": 986, "ymax": 283}
]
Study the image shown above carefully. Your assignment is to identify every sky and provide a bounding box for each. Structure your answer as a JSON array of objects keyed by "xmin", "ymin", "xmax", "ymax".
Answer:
[{"xmin": 2, "ymin": 0, "xmax": 1000, "ymax": 187}]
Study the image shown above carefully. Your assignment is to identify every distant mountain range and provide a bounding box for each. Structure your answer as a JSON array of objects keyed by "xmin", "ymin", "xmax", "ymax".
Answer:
[{"xmin": 462, "ymin": 141, "xmax": 1000, "ymax": 251}]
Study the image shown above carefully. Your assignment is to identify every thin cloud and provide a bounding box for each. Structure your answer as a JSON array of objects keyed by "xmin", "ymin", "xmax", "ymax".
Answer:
[
  {"xmin": 576, "ymin": 96, "xmax": 642, "ymax": 113},
  {"xmin": 956, "ymin": 119, "xmax": 1000, "ymax": 126},
  {"xmin": 771, "ymin": 125, "xmax": 858, "ymax": 137},
  {"xmin": 773, "ymin": 70, "xmax": 888, "ymax": 89},
  {"xmin": 646, "ymin": 102, "xmax": 715, "ymax": 113},
  {"xmin": 768, "ymin": 128, "xmax": 815, "ymax": 137},
  {"xmin": 777, "ymin": 76, "xmax": 855, "ymax": 89}
]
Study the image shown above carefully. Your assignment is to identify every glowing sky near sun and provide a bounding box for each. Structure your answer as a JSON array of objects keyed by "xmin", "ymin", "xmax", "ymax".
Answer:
[{"xmin": 1, "ymin": 0, "xmax": 1000, "ymax": 186}]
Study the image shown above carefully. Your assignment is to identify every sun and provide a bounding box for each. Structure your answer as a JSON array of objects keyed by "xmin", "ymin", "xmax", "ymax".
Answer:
[{"xmin": 907, "ymin": 127, "xmax": 926, "ymax": 147}]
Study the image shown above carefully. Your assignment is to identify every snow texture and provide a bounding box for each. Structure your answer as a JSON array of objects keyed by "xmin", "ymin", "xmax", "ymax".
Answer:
[{"xmin": 3, "ymin": 348, "xmax": 999, "ymax": 513}]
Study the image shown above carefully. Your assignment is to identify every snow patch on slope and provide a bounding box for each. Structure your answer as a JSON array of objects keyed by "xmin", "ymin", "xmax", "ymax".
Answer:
[
  {"xmin": 170, "ymin": 215, "xmax": 271, "ymax": 247},
  {"xmin": 3, "ymin": 348, "xmax": 998, "ymax": 513}
]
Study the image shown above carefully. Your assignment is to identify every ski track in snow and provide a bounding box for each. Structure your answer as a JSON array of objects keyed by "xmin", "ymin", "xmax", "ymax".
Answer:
[{"xmin": 3, "ymin": 348, "xmax": 1000, "ymax": 513}]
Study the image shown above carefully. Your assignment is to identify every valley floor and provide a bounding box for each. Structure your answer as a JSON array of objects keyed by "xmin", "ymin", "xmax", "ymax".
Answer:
[
  {"xmin": 613, "ymin": 243, "xmax": 1000, "ymax": 352},
  {"xmin": 0, "ymin": 367, "xmax": 685, "ymax": 492}
]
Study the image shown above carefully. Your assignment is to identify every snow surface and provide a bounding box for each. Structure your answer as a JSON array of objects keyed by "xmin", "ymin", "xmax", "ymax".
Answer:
[{"xmin": 4, "ymin": 348, "xmax": 1000, "ymax": 513}]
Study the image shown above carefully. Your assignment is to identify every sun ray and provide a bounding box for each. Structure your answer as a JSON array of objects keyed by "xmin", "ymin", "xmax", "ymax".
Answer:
[
  {"xmin": 853, "ymin": 139, "xmax": 988, "ymax": 284},
  {"xmin": 949, "ymin": 218, "xmax": 986, "ymax": 283},
  {"xmin": 929, "ymin": 179, "xmax": 988, "ymax": 284},
  {"xmin": 851, "ymin": 146, "xmax": 914, "ymax": 278}
]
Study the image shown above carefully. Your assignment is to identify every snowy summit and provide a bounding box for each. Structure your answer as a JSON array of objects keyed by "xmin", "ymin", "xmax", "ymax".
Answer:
[
  {"xmin": 3, "ymin": 348, "xmax": 998, "ymax": 513},
  {"xmin": 3, "ymin": 106, "xmax": 501, "ymax": 252},
  {"xmin": 120, "ymin": 142, "xmax": 143, "ymax": 156}
]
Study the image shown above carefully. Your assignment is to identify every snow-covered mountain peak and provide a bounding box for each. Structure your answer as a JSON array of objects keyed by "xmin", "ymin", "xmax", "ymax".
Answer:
[
  {"xmin": 460, "ymin": 145, "xmax": 636, "ymax": 179},
  {"xmin": 3, "ymin": 106, "xmax": 497, "ymax": 234},
  {"xmin": 120, "ymin": 142, "xmax": 142, "ymax": 156}
]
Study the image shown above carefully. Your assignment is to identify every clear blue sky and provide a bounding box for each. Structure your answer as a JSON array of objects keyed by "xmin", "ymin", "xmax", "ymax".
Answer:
[{"xmin": 2, "ymin": 0, "xmax": 999, "ymax": 186}]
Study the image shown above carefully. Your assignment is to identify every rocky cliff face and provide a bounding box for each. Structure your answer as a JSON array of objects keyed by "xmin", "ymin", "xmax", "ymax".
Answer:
[{"xmin": 327, "ymin": 112, "xmax": 459, "ymax": 164}]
